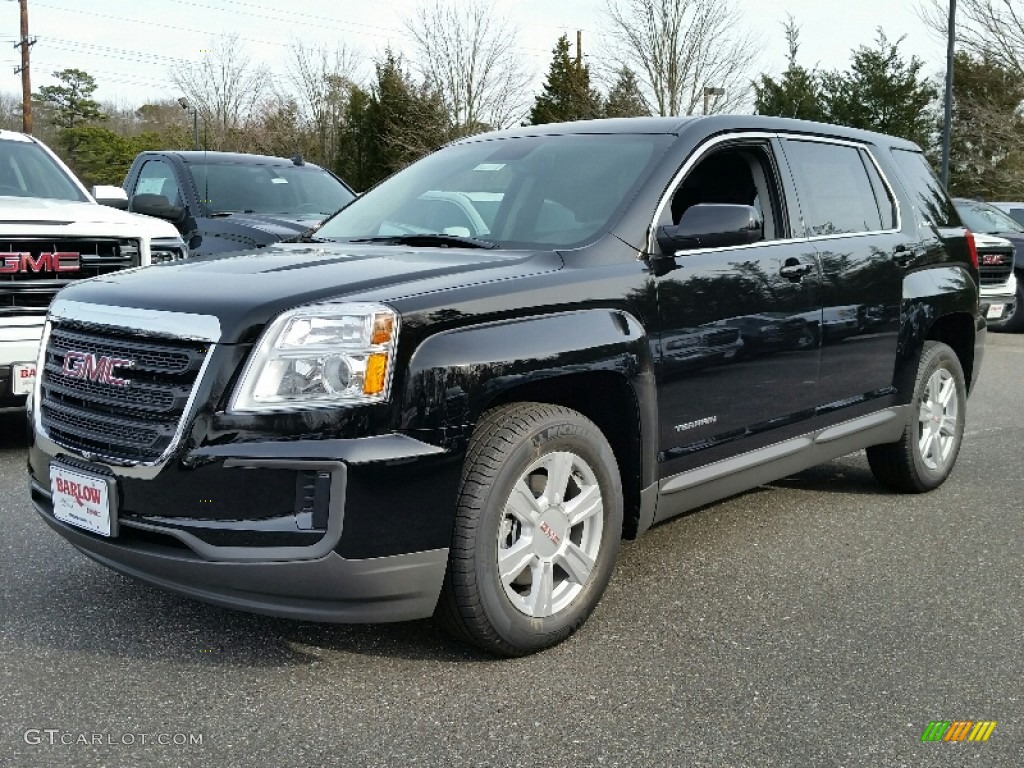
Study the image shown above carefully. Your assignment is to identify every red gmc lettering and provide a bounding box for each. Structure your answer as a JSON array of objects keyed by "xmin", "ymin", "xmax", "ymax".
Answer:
[
  {"xmin": 62, "ymin": 351, "xmax": 133, "ymax": 387},
  {"xmin": 0, "ymin": 251, "xmax": 81, "ymax": 273},
  {"xmin": 55, "ymin": 477, "xmax": 102, "ymax": 506}
]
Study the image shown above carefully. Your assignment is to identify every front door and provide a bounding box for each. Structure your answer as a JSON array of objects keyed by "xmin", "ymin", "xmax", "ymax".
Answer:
[{"xmin": 653, "ymin": 138, "xmax": 822, "ymax": 480}]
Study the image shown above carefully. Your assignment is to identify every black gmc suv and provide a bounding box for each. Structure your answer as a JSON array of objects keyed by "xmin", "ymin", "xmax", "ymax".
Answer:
[{"xmin": 27, "ymin": 116, "xmax": 985, "ymax": 656}]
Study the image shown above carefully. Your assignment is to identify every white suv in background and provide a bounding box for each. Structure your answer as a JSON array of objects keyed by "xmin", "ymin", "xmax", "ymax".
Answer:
[{"xmin": 0, "ymin": 131, "xmax": 186, "ymax": 412}]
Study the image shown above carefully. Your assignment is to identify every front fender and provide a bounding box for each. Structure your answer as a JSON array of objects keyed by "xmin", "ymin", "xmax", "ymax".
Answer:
[{"xmin": 398, "ymin": 308, "xmax": 658, "ymax": 483}]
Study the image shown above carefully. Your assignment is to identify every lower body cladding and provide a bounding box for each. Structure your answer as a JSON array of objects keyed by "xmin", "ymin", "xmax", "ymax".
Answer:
[{"xmin": 28, "ymin": 433, "xmax": 463, "ymax": 623}]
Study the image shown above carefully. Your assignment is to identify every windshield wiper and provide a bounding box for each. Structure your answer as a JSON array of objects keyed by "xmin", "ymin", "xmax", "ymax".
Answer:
[{"xmin": 343, "ymin": 233, "xmax": 498, "ymax": 249}]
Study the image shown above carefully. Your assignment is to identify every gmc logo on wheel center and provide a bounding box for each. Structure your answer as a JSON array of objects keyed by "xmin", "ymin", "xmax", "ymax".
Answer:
[
  {"xmin": 0, "ymin": 251, "xmax": 81, "ymax": 273},
  {"xmin": 61, "ymin": 351, "xmax": 133, "ymax": 388}
]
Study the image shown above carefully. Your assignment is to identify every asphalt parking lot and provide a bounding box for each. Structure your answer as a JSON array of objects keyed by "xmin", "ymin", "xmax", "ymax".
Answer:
[{"xmin": 0, "ymin": 333, "xmax": 1020, "ymax": 768}]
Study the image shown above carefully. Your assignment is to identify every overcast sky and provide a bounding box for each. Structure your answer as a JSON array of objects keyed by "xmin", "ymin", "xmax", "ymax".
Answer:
[{"xmin": 1, "ymin": 0, "xmax": 946, "ymax": 109}]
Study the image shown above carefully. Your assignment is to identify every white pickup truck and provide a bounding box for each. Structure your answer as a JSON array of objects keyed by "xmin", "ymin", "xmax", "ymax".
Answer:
[{"xmin": 0, "ymin": 130, "xmax": 186, "ymax": 412}]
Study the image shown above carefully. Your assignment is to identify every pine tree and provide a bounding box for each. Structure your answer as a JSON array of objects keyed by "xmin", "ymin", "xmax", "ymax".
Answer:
[
  {"xmin": 820, "ymin": 30, "xmax": 937, "ymax": 148},
  {"xmin": 33, "ymin": 68, "xmax": 108, "ymax": 166},
  {"xmin": 529, "ymin": 35, "xmax": 602, "ymax": 125},
  {"xmin": 754, "ymin": 19, "xmax": 823, "ymax": 121},
  {"xmin": 605, "ymin": 67, "xmax": 649, "ymax": 118}
]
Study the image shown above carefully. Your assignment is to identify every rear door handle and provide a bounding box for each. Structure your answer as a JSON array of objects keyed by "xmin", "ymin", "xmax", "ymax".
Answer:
[
  {"xmin": 892, "ymin": 245, "xmax": 913, "ymax": 266},
  {"xmin": 780, "ymin": 260, "xmax": 814, "ymax": 281}
]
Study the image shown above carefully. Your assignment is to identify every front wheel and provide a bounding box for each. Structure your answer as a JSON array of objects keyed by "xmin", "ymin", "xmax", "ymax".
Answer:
[
  {"xmin": 436, "ymin": 402, "xmax": 623, "ymax": 656},
  {"xmin": 867, "ymin": 341, "xmax": 966, "ymax": 492}
]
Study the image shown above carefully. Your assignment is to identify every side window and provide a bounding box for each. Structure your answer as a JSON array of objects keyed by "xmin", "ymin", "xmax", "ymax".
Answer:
[
  {"xmin": 860, "ymin": 150, "xmax": 897, "ymax": 230},
  {"xmin": 889, "ymin": 148, "xmax": 958, "ymax": 228},
  {"xmin": 666, "ymin": 144, "xmax": 784, "ymax": 242},
  {"xmin": 782, "ymin": 139, "xmax": 885, "ymax": 236},
  {"xmin": 134, "ymin": 159, "xmax": 181, "ymax": 207}
]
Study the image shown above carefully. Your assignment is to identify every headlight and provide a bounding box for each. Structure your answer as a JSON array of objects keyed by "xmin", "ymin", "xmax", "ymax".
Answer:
[
  {"xmin": 150, "ymin": 237, "xmax": 189, "ymax": 264},
  {"xmin": 228, "ymin": 303, "xmax": 399, "ymax": 412}
]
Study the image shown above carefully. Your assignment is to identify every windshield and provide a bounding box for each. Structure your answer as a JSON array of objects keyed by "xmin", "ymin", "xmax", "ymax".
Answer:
[
  {"xmin": 187, "ymin": 162, "xmax": 355, "ymax": 217},
  {"xmin": 315, "ymin": 133, "xmax": 671, "ymax": 249},
  {"xmin": 0, "ymin": 138, "xmax": 89, "ymax": 202},
  {"xmin": 954, "ymin": 199, "xmax": 1024, "ymax": 234}
]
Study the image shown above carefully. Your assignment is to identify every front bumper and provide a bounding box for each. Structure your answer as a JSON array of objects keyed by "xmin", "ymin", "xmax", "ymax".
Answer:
[
  {"xmin": 29, "ymin": 433, "xmax": 460, "ymax": 623},
  {"xmin": 979, "ymin": 273, "xmax": 1017, "ymax": 323}
]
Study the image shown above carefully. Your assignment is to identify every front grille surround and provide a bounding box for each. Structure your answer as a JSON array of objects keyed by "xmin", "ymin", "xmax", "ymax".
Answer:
[
  {"xmin": 977, "ymin": 248, "xmax": 1014, "ymax": 287},
  {"xmin": 38, "ymin": 320, "xmax": 214, "ymax": 465},
  {"xmin": 0, "ymin": 237, "xmax": 140, "ymax": 315}
]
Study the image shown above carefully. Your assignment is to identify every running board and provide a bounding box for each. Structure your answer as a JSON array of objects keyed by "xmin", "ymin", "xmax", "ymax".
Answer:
[{"xmin": 654, "ymin": 407, "xmax": 908, "ymax": 523}]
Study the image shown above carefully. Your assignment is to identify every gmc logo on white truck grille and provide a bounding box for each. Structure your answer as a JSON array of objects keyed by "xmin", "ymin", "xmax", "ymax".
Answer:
[
  {"xmin": 61, "ymin": 351, "xmax": 133, "ymax": 388},
  {"xmin": 0, "ymin": 251, "xmax": 81, "ymax": 273}
]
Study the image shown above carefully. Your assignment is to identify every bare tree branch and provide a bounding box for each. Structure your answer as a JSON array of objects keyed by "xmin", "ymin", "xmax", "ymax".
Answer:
[
  {"xmin": 605, "ymin": 0, "xmax": 762, "ymax": 115},
  {"xmin": 918, "ymin": 0, "xmax": 1024, "ymax": 76},
  {"xmin": 405, "ymin": 0, "xmax": 531, "ymax": 133},
  {"xmin": 170, "ymin": 33, "xmax": 269, "ymax": 150}
]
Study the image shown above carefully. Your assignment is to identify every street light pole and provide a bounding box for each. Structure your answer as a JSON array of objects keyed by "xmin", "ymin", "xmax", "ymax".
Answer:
[
  {"xmin": 177, "ymin": 97, "xmax": 199, "ymax": 151},
  {"xmin": 703, "ymin": 86, "xmax": 725, "ymax": 115},
  {"xmin": 940, "ymin": 0, "xmax": 957, "ymax": 189}
]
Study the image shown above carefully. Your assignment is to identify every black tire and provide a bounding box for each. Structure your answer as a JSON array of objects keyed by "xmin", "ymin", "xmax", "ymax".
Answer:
[
  {"xmin": 435, "ymin": 402, "xmax": 623, "ymax": 657},
  {"xmin": 866, "ymin": 341, "xmax": 966, "ymax": 493},
  {"xmin": 990, "ymin": 276, "xmax": 1024, "ymax": 333}
]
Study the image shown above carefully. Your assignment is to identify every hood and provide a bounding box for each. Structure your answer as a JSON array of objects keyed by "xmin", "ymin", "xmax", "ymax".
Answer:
[
  {"xmin": 980, "ymin": 229, "xmax": 1024, "ymax": 268},
  {"xmin": 0, "ymin": 195, "xmax": 181, "ymax": 239},
  {"xmin": 973, "ymin": 232, "xmax": 1013, "ymax": 250},
  {"xmin": 55, "ymin": 242, "xmax": 562, "ymax": 343},
  {"xmin": 210, "ymin": 212, "xmax": 325, "ymax": 238}
]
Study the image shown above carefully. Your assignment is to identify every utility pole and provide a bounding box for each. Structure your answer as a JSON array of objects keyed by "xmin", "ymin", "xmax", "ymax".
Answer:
[
  {"xmin": 576, "ymin": 30, "xmax": 582, "ymax": 67},
  {"xmin": 14, "ymin": 0, "xmax": 36, "ymax": 134},
  {"xmin": 940, "ymin": 0, "xmax": 957, "ymax": 189}
]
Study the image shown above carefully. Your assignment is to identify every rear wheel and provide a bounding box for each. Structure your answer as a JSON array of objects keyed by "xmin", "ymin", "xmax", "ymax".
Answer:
[
  {"xmin": 867, "ymin": 341, "xmax": 966, "ymax": 492},
  {"xmin": 436, "ymin": 402, "xmax": 622, "ymax": 657}
]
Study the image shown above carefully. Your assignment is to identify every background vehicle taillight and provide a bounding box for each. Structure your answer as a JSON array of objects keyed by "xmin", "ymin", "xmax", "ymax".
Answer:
[{"xmin": 964, "ymin": 230, "xmax": 979, "ymax": 269}]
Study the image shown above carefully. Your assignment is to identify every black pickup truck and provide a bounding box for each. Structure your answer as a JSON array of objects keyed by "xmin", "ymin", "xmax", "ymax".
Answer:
[
  {"xmin": 120, "ymin": 150, "xmax": 356, "ymax": 257},
  {"xmin": 28, "ymin": 116, "xmax": 984, "ymax": 656}
]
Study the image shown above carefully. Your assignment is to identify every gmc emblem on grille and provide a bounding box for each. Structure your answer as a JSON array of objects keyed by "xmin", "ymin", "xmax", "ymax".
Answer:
[
  {"xmin": 62, "ymin": 351, "xmax": 133, "ymax": 388},
  {"xmin": 0, "ymin": 251, "xmax": 81, "ymax": 273},
  {"xmin": 981, "ymin": 254, "xmax": 1005, "ymax": 266}
]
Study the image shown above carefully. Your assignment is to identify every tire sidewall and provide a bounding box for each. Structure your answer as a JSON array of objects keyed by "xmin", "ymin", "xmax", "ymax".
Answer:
[
  {"xmin": 910, "ymin": 343, "xmax": 967, "ymax": 490},
  {"xmin": 471, "ymin": 413, "xmax": 623, "ymax": 653}
]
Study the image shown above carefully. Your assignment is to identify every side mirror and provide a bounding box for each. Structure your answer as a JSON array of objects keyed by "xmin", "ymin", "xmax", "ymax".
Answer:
[
  {"xmin": 657, "ymin": 203, "xmax": 763, "ymax": 254},
  {"xmin": 93, "ymin": 185, "xmax": 129, "ymax": 210},
  {"xmin": 130, "ymin": 193, "xmax": 186, "ymax": 224}
]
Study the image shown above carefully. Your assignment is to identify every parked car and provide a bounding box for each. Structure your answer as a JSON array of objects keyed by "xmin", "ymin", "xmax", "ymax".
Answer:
[
  {"xmin": 954, "ymin": 198, "xmax": 1023, "ymax": 331},
  {"xmin": 116, "ymin": 151, "xmax": 356, "ymax": 257},
  {"xmin": 0, "ymin": 130, "xmax": 186, "ymax": 413},
  {"xmin": 28, "ymin": 116, "xmax": 983, "ymax": 656},
  {"xmin": 990, "ymin": 201, "xmax": 1024, "ymax": 228}
]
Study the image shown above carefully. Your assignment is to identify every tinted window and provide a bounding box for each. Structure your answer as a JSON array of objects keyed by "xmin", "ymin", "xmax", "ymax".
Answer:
[
  {"xmin": 860, "ymin": 149, "xmax": 897, "ymax": 229},
  {"xmin": 134, "ymin": 159, "xmax": 181, "ymax": 206},
  {"xmin": 0, "ymin": 138, "xmax": 88, "ymax": 202},
  {"xmin": 954, "ymin": 199, "xmax": 1024, "ymax": 234},
  {"xmin": 316, "ymin": 134, "xmax": 671, "ymax": 249},
  {"xmin": 889, "ymin": 148, "xmax": 958, "ymax": 228},
  {"xmin": 187, "ymin": 162, "xmax": 355, "ymax": 216},
  {"xmin": 783, "ymin": 139, "xmax": 884, "ymax": 236}
]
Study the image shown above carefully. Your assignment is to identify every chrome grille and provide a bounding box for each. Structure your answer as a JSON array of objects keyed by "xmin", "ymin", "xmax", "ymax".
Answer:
[
  {"xmin": 0, "ymin": 238, "xmax": 139, "ymax": 315},
  {"xmin": 977, "ymin": 248, "xmax": 1014, "ymax": 287},
  {"xmin": 39, "ymin": 322, "xmax": 209, "ymax": 463}
]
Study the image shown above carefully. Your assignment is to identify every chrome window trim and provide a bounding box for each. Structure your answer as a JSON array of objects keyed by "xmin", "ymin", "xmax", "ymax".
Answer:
[
  {"xmin": 646, "ymin": 131, "xmax": 905, "ymax": 258},
  {"xmin": 646, "ymin": 131, "xmax": 775, "ymax": 256},
  {"xmin": 777, "ymin": 134, "xmax": 903, "ymax": 238}
]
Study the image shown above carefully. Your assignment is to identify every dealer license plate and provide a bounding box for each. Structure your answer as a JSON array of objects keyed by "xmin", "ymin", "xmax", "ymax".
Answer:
[
  {"xmin": 986, "ymin": 303, "xmax": 1005, "ymax": 320},
  {"xmin": 50, "ymin": 464, "xmax": 116, "ymax": 537},
  {"xmin": 12, "ymin": 362, "xmax": 35, "ymax": 395}
]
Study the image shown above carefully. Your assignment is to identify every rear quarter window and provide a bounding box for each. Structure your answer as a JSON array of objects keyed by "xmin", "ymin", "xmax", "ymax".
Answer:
[{"xmin": 889, "ymin": 148, "xmax": 959, "ymax": 229}]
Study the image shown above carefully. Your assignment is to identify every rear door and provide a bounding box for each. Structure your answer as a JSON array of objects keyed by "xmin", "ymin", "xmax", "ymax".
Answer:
[{"xmin": 778, "ymin": 137, "xmax": 906, "ymax": 410}]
